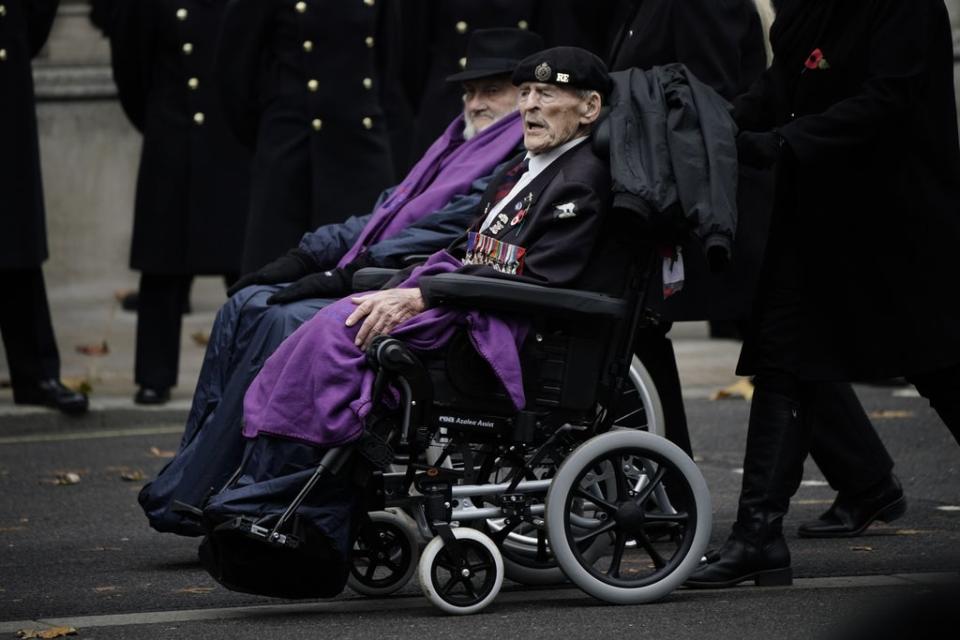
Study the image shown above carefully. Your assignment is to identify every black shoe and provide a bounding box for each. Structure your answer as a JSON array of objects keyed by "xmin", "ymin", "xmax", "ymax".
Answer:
[
  {"xmin": 684, "ymin": 534, "xmax": 793, "ymax": 589},
  {"xmin": 14, "ymin": 379, "xmax": 89, "ymax": 415},
  {"xmin": 135, "ymin": 386, "xmax": 171, "ymax": 405},
  {"xmin": 798, "ymin": 475, "xmax": 906, "ymax": 538},
  {"xmin": 120, "ymin": 291, "xmax": 191, "ymax": 314}
]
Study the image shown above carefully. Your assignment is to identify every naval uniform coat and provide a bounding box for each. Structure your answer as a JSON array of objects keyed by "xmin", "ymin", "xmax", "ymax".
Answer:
[
  {"xmin": 0, "ymin": 0, "xmax": 58, "ymax": 269},
  {"xmin": 218, "ymin": 0, "xmax": 398, "ymax": 274},
  {"xmin": 736, "ymin": 0, "xmax": 960, "ymax": 380},
  {"xmin": 112, "ymin": 0, "xmax": 251, "ymax": 275}
]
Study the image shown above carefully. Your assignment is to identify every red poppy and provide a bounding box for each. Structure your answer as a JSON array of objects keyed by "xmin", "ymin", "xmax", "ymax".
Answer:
[{"xmin": 805, "ymin": 48, "xmax": 825, "ymax": 70}]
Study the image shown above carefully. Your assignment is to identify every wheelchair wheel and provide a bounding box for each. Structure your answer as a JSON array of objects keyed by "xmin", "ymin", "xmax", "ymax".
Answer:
[
  {"xmin": 612, "ymin": 356, "xmax": 665, "ymax": 437},
  {"xmin": 348, "ymin": 510, "xmax": 420, "ymax": 597},
  {"xmin": 418, "ymin": 528, "xmax": 503, "ymax": 615},
  {"xmin": 545, "ymin": 430, "xmax": 711, "ymax": 605}
]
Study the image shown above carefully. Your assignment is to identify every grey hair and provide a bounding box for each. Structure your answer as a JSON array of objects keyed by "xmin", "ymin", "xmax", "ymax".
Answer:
[{"xmin": 752, "ymin": 0, "xmax": 776, "ymax": 67}]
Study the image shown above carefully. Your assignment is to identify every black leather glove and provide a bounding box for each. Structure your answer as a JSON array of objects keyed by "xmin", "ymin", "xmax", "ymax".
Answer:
[
  {"xmin": 226, "ymin": 248, "xmax": 317, "ymax": 297},
  {"xmin": 266, "ymin": 252, "xmax": 376, "ymax": 305},
  {"xmin": 736, "ymin": 130, "xmax": 783, "ymax": 169}
]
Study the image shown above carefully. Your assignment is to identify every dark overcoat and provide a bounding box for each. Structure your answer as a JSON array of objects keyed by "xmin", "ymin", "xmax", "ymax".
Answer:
[
  {"xmin": 0, "ymin": 0, "xmax": 58, "ymax": 269},
  {"xmin": 736, "ymin": 0, "xmax": 960, "ymax": 380},
  {"xmin": 112, "ymin": 0, "xmax": 251, "ymax": 275},
  {"xmin": 218, "ymin": 0, "xmax": 397, "ymax": 273},
  {"xmin": 606, "ymin": 0, "xmax": 771, "ymax": 323}
]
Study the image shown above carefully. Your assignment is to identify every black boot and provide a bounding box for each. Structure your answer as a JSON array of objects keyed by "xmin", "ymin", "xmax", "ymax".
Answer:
[{"xmin": 686, "ymin": 386, "xmax": 808, "ymax": 588}]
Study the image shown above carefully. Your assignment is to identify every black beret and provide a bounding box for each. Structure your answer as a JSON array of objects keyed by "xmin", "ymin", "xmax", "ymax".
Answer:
[{"xmin": 511, "ymin": 46, "xmax": 612, "ymax": 96}]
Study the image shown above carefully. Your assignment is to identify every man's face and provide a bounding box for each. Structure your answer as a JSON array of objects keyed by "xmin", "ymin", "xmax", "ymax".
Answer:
[
  {"xmin": 462, "ymin": 76, "xmax": 520, "ymax": 138},
  {"xmin": 518, "ymin": 82, "xmax": 591, "ymax": 154}
]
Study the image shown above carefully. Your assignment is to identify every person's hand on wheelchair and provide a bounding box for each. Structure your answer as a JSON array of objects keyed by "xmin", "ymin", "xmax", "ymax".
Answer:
[
  {"xmin": 345, "ymin": 288, "xmax": 426, "ymax": 350},
  {"xmin": 226, "ymin": 248, "xmax": 319, "ymax": 297},
  {"xmin": 267, "ymin": 252, "xmax": 377, "ymax": 305}
]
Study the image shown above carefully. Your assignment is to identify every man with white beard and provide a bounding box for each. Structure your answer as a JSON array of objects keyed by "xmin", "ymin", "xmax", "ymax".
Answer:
[{"xmin": 138, "ymin": 28, "xmax": 542, "ymax": 537}]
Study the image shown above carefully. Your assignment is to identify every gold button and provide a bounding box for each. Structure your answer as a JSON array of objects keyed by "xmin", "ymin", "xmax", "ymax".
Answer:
[
  {"xmin": 295, "ymin": 1, "xmax": 307, "ymax": 13},
  {"xmin": 187, "ymin": 77, "xmax": 199, "ymax": 90},
  {"xmin": 365, "ymin": 36, "xmax": 375, "ymax": 48},
  {"xmin": 363, "ymin": 0, "xmax": 375, "ymax": 5},
  {"xmin": 455, "ymin": 21, "xmax": 468, "ymax": 34},
  {"xmin": 182, "ymin": 42, "xmax": 193, "ymax": 55},
  {"xmin": 193, "ymin": 112, "xmax": 205, "ymax": 125},
  {"xmin": 362, "ymin": 77, "xmax": 373, "ymax": 90},
  {"xmin": 0, "ymin": 49, "xmax": 7, "ymax": 61},
  {"xmin": 307, "ymin": 79, "xmax": 319, "ymax": 92},
  {"xmin": 362, "ymin": 117, "xmax": 373, "ymax": 130},
  {"xmin": 518, "ymin": 20, "xmax": 529, "ymax": 30},
  {"xmin": 0, "ymin": 5, "xmax": 7, "ymax": 17},
  {"xmin": 458, "ymin": 57, "xmax": 467, "ymax": 69},
  {"xmin": 311, "ymin": 118, "xmax": 323, "ymax": 131},
  {"xmin": 176, "ymin": 8, "xmax": 188, "ymax": 20},
  {"xmin": 302, "ymin": 40, "xmax": 313, "ymax": 52}
]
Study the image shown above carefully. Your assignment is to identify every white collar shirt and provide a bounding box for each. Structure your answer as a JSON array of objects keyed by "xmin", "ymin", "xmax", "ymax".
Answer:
[{"xmin": 480, "ymin": 135, "xmax": 589, "ymax": 232}]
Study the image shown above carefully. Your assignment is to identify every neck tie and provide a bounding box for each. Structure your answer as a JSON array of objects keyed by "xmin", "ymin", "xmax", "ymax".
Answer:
[{"xmin": 492, "ymin": 157, "xmax": 529, "ymax": 206}]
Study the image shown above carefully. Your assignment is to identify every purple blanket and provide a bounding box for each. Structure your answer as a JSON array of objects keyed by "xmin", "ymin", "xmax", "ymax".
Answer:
[
  {"xmin": 242, "ymin": 252, "xmax": 529, "ymax": 446},
  {"xmin": 338, "ymin": 112, "xmax": 523, "ymax": 266}
]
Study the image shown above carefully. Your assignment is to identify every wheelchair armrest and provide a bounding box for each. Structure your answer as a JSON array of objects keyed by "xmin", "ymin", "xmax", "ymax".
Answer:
[
  {"xmin": 353, "ymin": 267, "xmax": 401, "ymax": 291},
  {"xmin": 419, "ymin": 273, "xmax": 629, "ymax": 319}
]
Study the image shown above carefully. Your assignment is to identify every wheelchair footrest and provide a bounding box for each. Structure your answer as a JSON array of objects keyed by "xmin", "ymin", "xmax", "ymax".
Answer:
[
  {"xmin": 358, "ymin": 430, "xmax": 394, "ymax": 469},
  {"xmin": 213, "ymin": 516, "xmax": 301, "ymax": 550}
]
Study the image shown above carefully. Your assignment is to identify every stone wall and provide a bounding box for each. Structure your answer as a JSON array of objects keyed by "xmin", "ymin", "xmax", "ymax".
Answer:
[{"xmin": 34, "ymin": 1, "xmax": 140, "ymax": 295}]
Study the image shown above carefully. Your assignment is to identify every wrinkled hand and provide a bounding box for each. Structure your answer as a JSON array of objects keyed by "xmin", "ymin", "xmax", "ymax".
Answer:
[
  {"xmin": 345, "ymin": 288, "xmax": 426, "ymax": 349},
  {"xmin": 226, "ymin": 249, "xmax": 316, "ymax": 297},
  {"xmin": 736, "ymin": 131, "xmax": 783, "ymax": 170},
  {"xmin": 267, "ymin": 269, "xmax": 350, "ymax": 304}
]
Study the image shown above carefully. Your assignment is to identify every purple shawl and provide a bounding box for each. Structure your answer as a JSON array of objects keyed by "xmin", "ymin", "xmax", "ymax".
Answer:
[
  {"xmin": 242, "ymin": 252, "xmax": 529, "ymax": 446},
  {"xmin": 338, "ymin": 111, "xmax": 523, "ymax": 266}
]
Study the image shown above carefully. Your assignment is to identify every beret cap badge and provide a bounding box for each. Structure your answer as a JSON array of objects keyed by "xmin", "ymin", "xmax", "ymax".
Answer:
[{"xmin": 534, "ymin": 62, "xmax": 552, "ymax": 82}]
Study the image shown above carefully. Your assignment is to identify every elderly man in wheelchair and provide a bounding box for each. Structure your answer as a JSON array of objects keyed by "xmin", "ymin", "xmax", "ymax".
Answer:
[{"xmin": 197, "ymin": 47, "xmax": 714, "ymax": 615}]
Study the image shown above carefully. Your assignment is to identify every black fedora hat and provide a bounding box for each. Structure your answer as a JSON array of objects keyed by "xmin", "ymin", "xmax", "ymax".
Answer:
[{"xmin": 446, "ymin": 28, "xmax": 545, "ymax": 83}]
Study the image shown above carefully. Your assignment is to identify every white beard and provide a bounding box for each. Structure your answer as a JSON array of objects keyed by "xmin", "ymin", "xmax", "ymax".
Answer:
[{"xmin": 463, "ymin": 120, "xmax": 478, "ymax": 141}]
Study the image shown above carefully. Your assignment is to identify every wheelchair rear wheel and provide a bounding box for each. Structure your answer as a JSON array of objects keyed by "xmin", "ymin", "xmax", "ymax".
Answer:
[
  {"xmin": 545, "ymin": 430, "xmax": 711, "ymax": 604},
  {"xmin": 347, "ymin": 510, "xmax": 420, "ymax": 597},
  {"xmin": 419, "ymin": 528, "xmax": 504, "ymax": 615},
  {"xmin": 613, "ymin": 356, "xmax": 665, "ymax": 437}
]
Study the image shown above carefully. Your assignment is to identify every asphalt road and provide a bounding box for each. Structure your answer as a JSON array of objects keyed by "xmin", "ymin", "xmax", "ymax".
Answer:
[{"xmin": 1, "ymin": 385, "xmax": 958, "ymax": 639}]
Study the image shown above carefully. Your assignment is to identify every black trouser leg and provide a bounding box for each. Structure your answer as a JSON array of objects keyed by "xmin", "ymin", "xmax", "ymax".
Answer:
[
  {"xmin": 0, "ymin": 267, "xmax": 61, "ymax": 396},
  {"xmin": 135, "ymin": 273, "xmax": 193, "ymax": 389},
  {"xmin": 907, "ymin": 363, "xmax": 960, "ymax": 446},
  {"xmin": 634, "ymin": 323, "xmax": 693, "ymax": 457},
  {"xmin": 807, "ymin": 382, "xmax": 894, "ymax": 495}
]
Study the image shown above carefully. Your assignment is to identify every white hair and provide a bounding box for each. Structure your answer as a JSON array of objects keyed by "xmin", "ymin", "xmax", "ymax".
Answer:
[{"xmin": 752, "ymin": 0, "xmax": 776, "ymax": 68}]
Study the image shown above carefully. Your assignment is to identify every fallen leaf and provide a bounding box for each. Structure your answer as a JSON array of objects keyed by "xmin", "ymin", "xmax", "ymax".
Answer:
[
  {"xmin": 0, "ymin": 526, "xmax": 26, "ymax": 532},
  {"xmin": 710, "ymin": 379, "xmax": 754, "ymax": 401},
  {"xmin": 191, "ymin": 331, "xmax": 210, "ymax": 347},
  {"xmin": 868, "ymin": 410, "xmax": 915, "ymax": 420},
  {"xmin": 120, "ymin": 469, "xmax": 145, "ymax": 482},
  {"xmin": 75, "ymin": 341, "xmax": 110, "ymax": 357},
  {"xmin": 175, "ymin": 586, "xmax": 214, "ymax": 594},
  {"xmin": 849, "ymin": 546, "xmax": 874, "ymax": 552},
  {"xmin": 61, "ymin": 376, "xmax": 93, "ymax": 395},
  {"xmin": 149, "ymin": 447, "xmax": 176, "ymax": 459},
  {"xmin": 114, "ymin": 288, "xmax": 136, "ymax": 303},
  {"xmin": 94, "ymin": 586, "xmax": 118, "ymax": 593},
  {"xmin": 16, "ymin": 627, "xmax": 77, "ymax": 639},
  {"xmin": 54, "ymin": 473, "xmax": 81, "ymax": 486}
]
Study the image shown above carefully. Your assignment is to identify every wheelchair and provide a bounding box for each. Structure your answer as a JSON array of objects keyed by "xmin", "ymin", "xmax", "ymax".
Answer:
[{"xmin": 211, "ymin": 232, "xmax": 713, "ymax": 615}]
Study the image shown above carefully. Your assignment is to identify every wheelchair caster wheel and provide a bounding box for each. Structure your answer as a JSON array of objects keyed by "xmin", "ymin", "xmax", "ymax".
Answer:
[
  {"xmin": 418, "ymin": 528, "xmax": 503, "ymax": 615},
  {"xmin": 348, "ymin": 510, "xmax": 420, "ymax": 597},
  {"xmin": 545, "ymin": 430, "xmax": 712, "ymax": 605}
]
